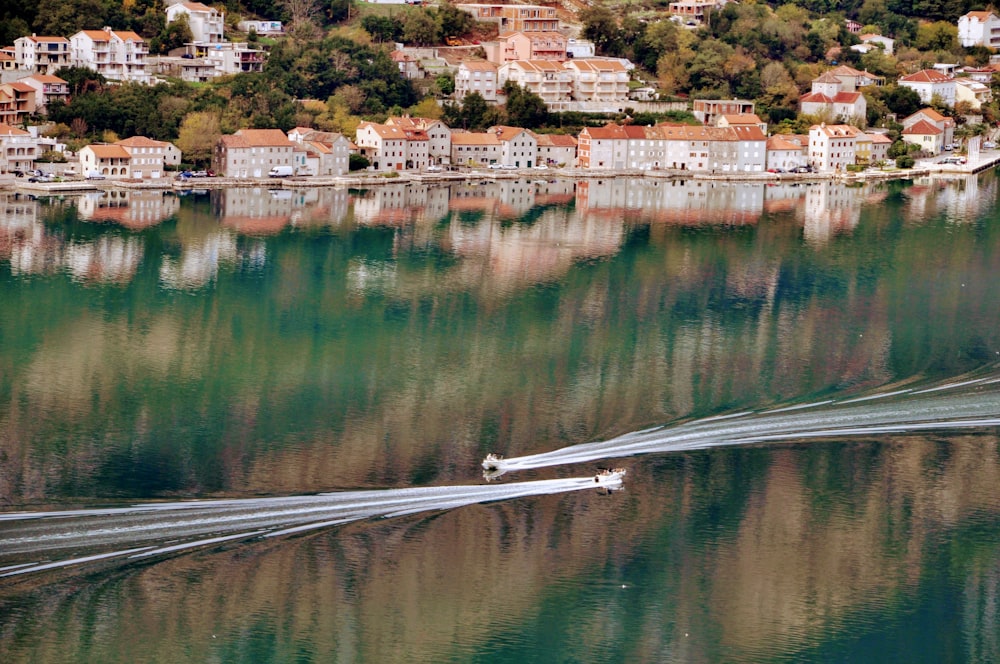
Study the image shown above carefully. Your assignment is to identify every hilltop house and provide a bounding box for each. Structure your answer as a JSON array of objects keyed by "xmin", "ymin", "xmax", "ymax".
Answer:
[
  {"xmin": 800, "ymin": 71, "xmax": 867, "ymax": 125},
  {"xmin": 166, "ymin": 2, "xmax": 225, "ymax": 43},
  {"xmin": 456, "ymin": 61, "xmax": 499, "ymax": 102},
  {"xmin": 898, "ymin": 69, "xmax": 956, "ymax": 106},
  {"xmin": 70, "ymin": 28, "xmax": 149, "ymax": 84},
  {"xmin": 13, "ymin": 36, "xmax": 70, "ymax": 75},
  {"xmin": 958, "ymin": 11, "xmax": 1000, "ymax": 48}
]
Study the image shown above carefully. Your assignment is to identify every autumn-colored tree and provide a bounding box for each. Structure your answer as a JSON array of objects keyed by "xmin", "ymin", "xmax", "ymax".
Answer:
[{"xmin": 176, "ymin": 112, "xmax": 221, "ymax": 167}]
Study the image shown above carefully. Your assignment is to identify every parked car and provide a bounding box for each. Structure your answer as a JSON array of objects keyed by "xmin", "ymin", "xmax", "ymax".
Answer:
[
  {"xmin": 425, "ymin": 165, "xmax": 444, "ymax": 172},
  {"xmin": 984, "ymin": 141, "xmax": 996, "ymax": 149},
  {"xmin": 191, "ymin": 170, "xmax": 209, "ymax": 178},
  {"xmin": 269, "ymin": 166, "xmax": 294, "ymax": 178},
  {"xmin": 488, "ymin": 163, "xmax": 503, "ymax": 169},
  {"xmin": 792, "ymin": 165, "xmax": 813, "ymax": 173},
  {"xmin": 501, "ymin": 164, "xmax": 518, "ymax": 170},
  {"xmin": 86, "ymin": 171, "xmax": 107, "ymax": 180},
  {"xmin": 533, "ymin": 163, "xmax": 549, "ymax": 170},
  {"xmin": 28, "ymin": 173, "xmax": 55, "ymax": 183}
]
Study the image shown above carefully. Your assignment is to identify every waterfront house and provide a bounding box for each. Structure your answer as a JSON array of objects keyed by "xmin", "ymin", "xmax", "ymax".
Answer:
[
  {"xmin": 808, "ymin": 124, "xmax": 857, "ymax": 172},
  {"xmin": 115, "ymin": 136, "xmax": 175, "ymax": 178},
  {"xmin": 386, "ymin": 116, "xmax": 452, "ymax": 166},
  {"xmin": 577, "ymin": 124, "xmax": 628, "ymax": 169},
  {"xmin": 355, "ymin": 122, "xmax": 410, "ymax": 172},
  {"xmin": 901, "ymin": 108, "xmax": 955, "ymax": 147},
  {"xmin": 531, "ymin": 132, "xmax": 577, "ymax": 167},
  {"xmin": 766, "ymin": 134, "xmax": 808, "ymax": 172},
  {"xmin": 80, "ymin": 143, "xmax": 133, "ymax": 178},
  {"xmin": 287, "ymin": 128, "xmax": 352, "ymax": 176},
  {"xmin": 0, "ymin": 123, "xmax": 38, "ymax": 174},
  {"xmin": 449, "ymin": 131, "xmax": 501, "ymax": 167},
  {"xmin": 490, "ymin": 125, "xmax": 537, "ymax": 168},
  {"xmin": 901, "ymin": 120, "xmax": 944, "ymax": 154},
  {"xmin": 213, "ymin": 128, "xmax": 296, "ymax": 178}
]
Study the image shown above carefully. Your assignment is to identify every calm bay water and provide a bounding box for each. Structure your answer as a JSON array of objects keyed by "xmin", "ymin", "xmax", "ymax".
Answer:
[{"xmin": 1, "ymin": 174, "xmax": 999, "ymax": 662}]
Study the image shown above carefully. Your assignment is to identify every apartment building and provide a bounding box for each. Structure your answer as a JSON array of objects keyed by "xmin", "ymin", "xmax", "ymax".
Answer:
[
  {"xmin": 13, "ymin": 36, "xmax": 71, "ymax": 75},
  {"xmin": 166, "ymin": 2, "xmax": 225, "ymax": 43},
  {"xmin": 70, "ymin": 28, "xmax": 149, "ymax": 84},
  {"xmin": 456, "ymin": 60, "xmax": 499, "ymax": 102},
  {"xmin": 499, "ymin": 60, "xmax": 573, "ymax": 111}
]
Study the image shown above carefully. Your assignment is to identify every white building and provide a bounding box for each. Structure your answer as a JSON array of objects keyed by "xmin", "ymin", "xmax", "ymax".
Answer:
[
  {"xmin": 808, "ymin": 124, "xmax": 857, "ymax": 173},
  {"xmin": 958, "ymin": 11, "xmax": 1000, "ymax": 48},
  {"xmin": 184, "ymin": 42, "xmax": 265, "ymax": 75},
  {"xmin": 237, "ymin": 20, "xmax": 283, "ymax": 36},
  {"xmin": 766, "ymin": 134, "xmax": 808, "ymax": 172},
  {"xmin": 70, "ymin": 28, "xmax": 150, "ymax": 84},
  {"xmin": 13, "ymin": 36, "xmax": 71, "ymax": 75},
  {"xmin": 898, "ymin": 69, "xmax": 956, "ymax": 107},
  {"xmin": 80, "ymin": 144, "xmax": 133, "ymax": 179},
  {"xmin": 531, "ymin": 132, "xmax": 577, "ymax": 167},
  {"xmin": 490, "ymin": 125, "xmax": 538, "ymax": 168},
  {"xmin": 901, "ymin": 108, "xmax": 955, "ymax": 147},
  {"xmin": 456, "ymin": 61, "xmax": 499, "ymax": 102},
  {"xmin": 167, "ymin": 2, "xmax": 225, "ymax": 43},
  {"xmin": 0, "ymin": 123, "xmax": 38, "ymax": 174}
]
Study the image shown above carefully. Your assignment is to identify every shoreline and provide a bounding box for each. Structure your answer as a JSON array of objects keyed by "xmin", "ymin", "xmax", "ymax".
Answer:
[{"xmin": 2, "ymin": 158, "xmax": 994, "ymax": 195}]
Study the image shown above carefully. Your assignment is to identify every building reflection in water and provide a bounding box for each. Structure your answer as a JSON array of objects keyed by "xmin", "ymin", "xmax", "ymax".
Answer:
[{"xmin": 3, "ymin": 176, "xmax": 995, "ymax": 289}]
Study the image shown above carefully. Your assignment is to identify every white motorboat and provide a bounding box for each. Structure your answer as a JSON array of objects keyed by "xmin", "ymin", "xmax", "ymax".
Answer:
[{"xmin": 593, "ymin": 468, "xmax": 627, "ymax": 493}]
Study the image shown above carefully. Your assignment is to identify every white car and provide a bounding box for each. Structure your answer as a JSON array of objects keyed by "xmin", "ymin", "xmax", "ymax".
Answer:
[
  {"xmin": 86, "ymin": 171, "xmax": 107, "ymax": 180},
  {"xmin": 984, "ymin": 141, "xmax": 996, "ymax": 149},
  {"xmin": 533, "ymin": 164, "xmax": 549, "ymax": 170},
  {"xmin": 426, "ymin": 165, "xmax": 444, "ymax": 172}
]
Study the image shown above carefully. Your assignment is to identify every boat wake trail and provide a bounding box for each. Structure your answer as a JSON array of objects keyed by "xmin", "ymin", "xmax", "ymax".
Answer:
[
  {"xmin": 0, "ymin": 475, "xmax": 621, "ymax": 579},
  {"xmin": 484, "ymin": 372, "xmax": 1000, "ymax": 476}
]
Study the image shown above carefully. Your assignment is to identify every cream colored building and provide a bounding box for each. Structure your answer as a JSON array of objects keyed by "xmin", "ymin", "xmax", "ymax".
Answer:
[
  {"xmin": 499, "ymin": 60, "xmax": 573, "ymax": 111},
  {"xmin": 450, "ymin": 131, "xmax": 501, "ymax": 167},
  {"xmin": 563, "ymin": 59, "xmax": 629, "ymax": 103},
  {"xmin": 80, "ymin": 144, "xmax": 133, "ymax": 178},
  {"xmin": 166, "ymin": 2, "xmax": 225, "ymax": 43},
  {"xmin": 13, "ymin": 36, "xmax": 71, "ymax": 75},
  {"xmin": 115, "ymin": 136, "xmax": 176, "ymax": 179}
]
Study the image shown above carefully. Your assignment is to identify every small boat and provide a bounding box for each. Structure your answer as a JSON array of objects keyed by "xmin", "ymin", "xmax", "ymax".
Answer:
[
  {"xmin": 593, "ymin": 468, "xmax": 627, "ymax": 494},
  {"xmin": 482, "ymin": 453, "xmax": 505, "ymax": 472}
]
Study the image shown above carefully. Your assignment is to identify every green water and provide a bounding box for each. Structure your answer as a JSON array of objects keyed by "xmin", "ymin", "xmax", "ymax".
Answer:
[{"xmin": 1, "ymin": 176, "xmax": 999, "ymax": 662}]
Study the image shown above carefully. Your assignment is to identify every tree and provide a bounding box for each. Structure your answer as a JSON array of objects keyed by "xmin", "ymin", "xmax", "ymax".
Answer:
[
  {"xmin": 436, "ymin": 4, "xmax": 473, "ymax": 40},
  {"xmin": 883, "ymin": 85, "xmax": 921, "ymax": 118},
  {"xmin": 152, "ymin": 16, "xmax": 192, "ymax": 55},
  {"xmin": 401, "ymin": 10, "xmax": 439, "ymax": 46},
  {"xmin": 326, "ymin": 0, "xmax": 353, "ymax": 24},
  {"xmin": 362, "ymin": 15, "xmax": 401, "ymax": 43},
  {"xmin": 916, "ymin": 21, "xmax": 958, "ymax": 52},
  {"xmin": 579, "ymin": 6, "xmax": 624, "ymax": 57},
  {"xmin": 349, "ymin": 153, "xmax": 370, "ymax": 171},
  {"xmin": 503, "ymin": 81, "xmax": 548, "ymax": 128},
  {"xmin": 435, "ymin": 72, "xmax": 455, "ymax": 96},
  {"xmin": 176, "ymin": 112, "xmax": 221, "ymax": 167}
]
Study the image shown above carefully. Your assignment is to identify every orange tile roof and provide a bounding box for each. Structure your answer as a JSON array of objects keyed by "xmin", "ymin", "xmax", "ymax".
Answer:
[
  {"xmin": 532, "ymin": 132, "xmax": 577, "ymax": 147},
  {"xmin": 767, "ymin": 135, "xmax": 805, "ymax": 151},
  {"xmin": 902, "ymin": 120, "xmax": 942, "ymax": 136},
  {"xmin": 25, "ymin": 74, "xmax": 67, "ymax": 84},
  {"xmin": 0, "ymin": 123, "xmax": 30, "ymax": 136},
  {"xmin": 86, "ymin": 144, "xmax": 132, "ymax": 159},
  {"xmin": 116, "ymin": 136, "xmax": 169, "ymax": 147},
  {"xmin": 450, "ymin": 132, "xmax": 500, "ymax": 146},
  {"xmin": 232, "ymin": 128, "xmax": 295, "ymax": 147},
  {"xmin": 900, "ymin": 69, "xmax": 952, "ymax": 83},
  {"xmin": 461, "ymin": 60, "xmax": 498, "ymax": 71}
]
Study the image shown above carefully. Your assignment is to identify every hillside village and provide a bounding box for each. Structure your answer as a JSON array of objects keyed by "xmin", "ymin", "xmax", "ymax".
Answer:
[{"xmin": 2, "ymin": 1, "xmax": 1000, "ymax": 181}]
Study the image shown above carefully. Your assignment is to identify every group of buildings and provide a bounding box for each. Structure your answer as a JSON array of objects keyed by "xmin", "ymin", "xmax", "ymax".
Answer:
[
  {"xmin": 0, "ymin": 1, "xmax": 270, "ymax": 96},
  {"xmin": 3, "ymin": 97, "xmax": 960, "ymax": 181}
]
